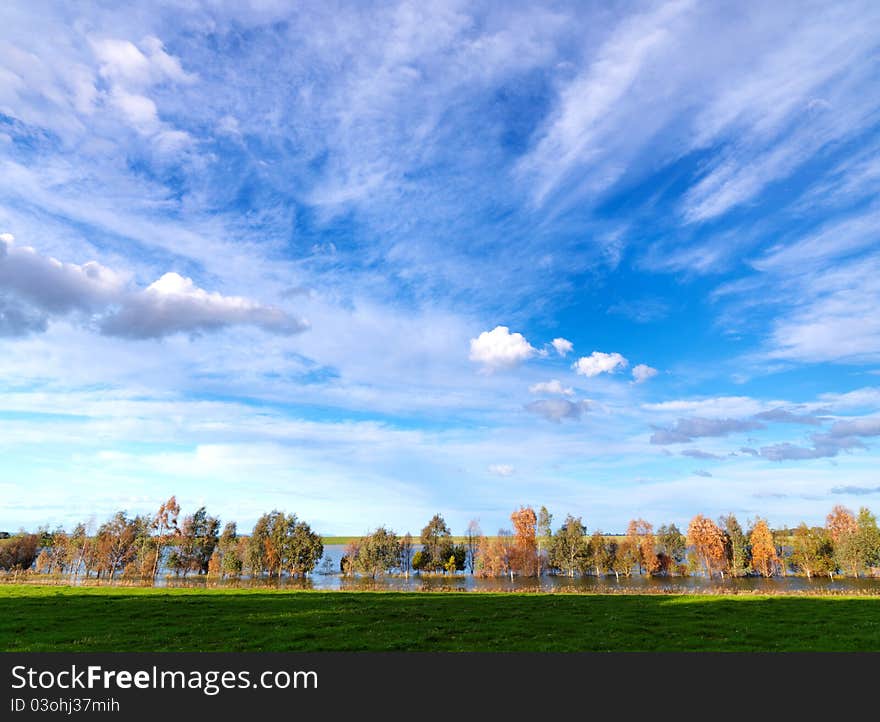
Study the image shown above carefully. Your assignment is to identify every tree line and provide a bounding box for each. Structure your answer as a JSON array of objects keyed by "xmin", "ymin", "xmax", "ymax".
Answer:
[
  {"xmin": 0, "ymin": 497, "xmax": 322, "ymax": 581},
  {"xmin": 2, "ymin": 498, "xmax": 880, "ymax": 581}
]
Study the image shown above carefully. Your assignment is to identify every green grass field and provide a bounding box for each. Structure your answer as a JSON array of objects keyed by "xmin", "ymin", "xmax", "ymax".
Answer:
[{"xmin": 3, "ymin": 585, "xmax": 879, "ymax": 651}]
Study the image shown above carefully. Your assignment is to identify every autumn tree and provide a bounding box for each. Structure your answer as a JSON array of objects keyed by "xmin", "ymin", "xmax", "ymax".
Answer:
[
  {"xmin": 0, "ymin": 533, "xmax": 39, "ymax": 571},
  {"xmin": 720, "ymin": 514, "xmax": 751, "ymax": 577},
  {"xmin": 47, "ymin": 527, "xmax": 69, "ymax": 574},
  {"xmin": 475, "ymin": 530, "xmax": 514, "ymax": 579},
  {"xmin": 509, "ymin": 506, "xmax": 539, "ymax": 577},
  {"xmin": 340, "ymin": 539, "xmax": 360, "ymax": 576},
  {"xmin": 150, "ymin": 496, "xmax": 180, "ymax": 580},
  {"xmin": 611, "ymin": 537, "xmax": 638, "ymax": 579},
  {"xmin": 626, "ymin": 519, "xmax": 659, "ymax": 575},
  {"xmin": 687, "ymin": 515, "xmax": 728, "ymax": 579},
  {"xmin": 790, "ymin": 523, "xmax": 835, "ymax": 579},
  {"xmin": 586, "ymin": 530, "xmax": 609, "ymax": 577},
  {"xmin": 826, "ymin": 505, "xmax": 858, "ymax": 543},
  {"xmin": 96, "ymin": 512, "xmax": 139, "ymax": 580},
  {"xmin": 749, "ymin": 519, "xmax": 780, "ymax": 577},
  {"xmin": 464, "ymin": 520, "xmax": 482, "ymax": 574},
  {"xmin": 826, "ymin": 505, "xmax": 860, "ymax": 576},
  {"xmin": 550, "ymin": 515, "xmax": 586, "ymax": 577}
]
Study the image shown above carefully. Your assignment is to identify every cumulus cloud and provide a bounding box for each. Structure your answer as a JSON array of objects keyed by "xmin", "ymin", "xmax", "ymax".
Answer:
[
  {"xmin": 100, "ymin": 272, "xmax": 308, "ymax": 339},
  {"xmin": 739, "ymin": 447, "xmax": 759, "ymax": 456},
  {"xmin": 551, "ymin": 337, "xmax": 573, "ymax": 356},
  {"xmin": 572, "ymin": 351, "xmax": 628, "ymax": 377},
  {"xmin": 469, "ymin": 326, "xmax": 537, "ymax": 370},
  {"xmin": 0, "ymin": 233, "xmax": 124, "ymax": 313},
  {"xmin": 0, "ymin": 235, "xmax": 306, "ymax": 339},
  {"xmin": 753, "ymin": 407, "xmax": 823, "ymax": 425},
  {"xmin": 487, "ymin": 464, "xmax": 515, "ymax": 477},
  {"xmin": 650, "ymin": 417, "xmax": 765, "ymax": 444},
  {"xmin": 528, "ymin": 379, "xmax": 574, "ymax": 397},
  {"xmin": 525, "ymin": 398, "xmax": 590, "ymax": 423},
  {"xmin": 681, "ymin": 449, "xmax": 724, "ymax": 460},
  {"xmin": 631, "ymin": 363, "xmax": 658, "ymax": 383}
]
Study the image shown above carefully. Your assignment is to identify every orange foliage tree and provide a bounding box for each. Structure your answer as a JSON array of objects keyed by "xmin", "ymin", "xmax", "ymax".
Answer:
[
  {"xmin": 626, "ymin": 518, "xmax": 660, "ymax": 575},
  {"xmin": 687, "ymin": 514, "xmax": 728, "ymax": 579},
  {"xmin": 475, "ymin": 531, "xmax": 514, "ymax": 579},
  {"xmin": 510, "ymin": 506, "xmax": 538, "ymax": 577},
  {"xmin": 749, "ymin": 519, "xmax": 779, "ymax": 577},
  {"xmin": 825, "ymin": 505, "xmax": 857, "ymax": 543}
]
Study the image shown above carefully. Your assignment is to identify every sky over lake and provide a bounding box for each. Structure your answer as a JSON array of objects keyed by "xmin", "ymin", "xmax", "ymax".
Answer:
[{"xmin": 1, "ymin": 0, "xmax": 879, "ymax": 535}]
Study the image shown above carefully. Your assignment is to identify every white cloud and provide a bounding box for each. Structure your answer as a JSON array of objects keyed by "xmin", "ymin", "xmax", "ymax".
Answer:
[
  {"xmin": 0, "ymin": 235, "xmax": 305, "ymax": 339},
  {"xmin": 487, "ymin": 464, "xmax": 515, "ymax": 477},
  {"xmin": 100, "ymin": 272, "xmax": 308, "ymax": 339},
  {"xmin": 528, "ymin": 379, "xmax": 574, "ymax": 397},
  {"xmin": 92, "ymin": 36, "xmax": 197, "ymax": 88},
  {"xmin": 469, "ymin": 325, "xmax": 536, "ymax": 370},
  {"xmin": 632, "ymin": 363, "xmax": 658, "ymax": 383},
  {"xmin": 572, "ymin": 351, "xmax": 628, "ymax": 377},
  {"xmin": 551, "ymin": 337, "xmax": 573, "ymax": 356},
  {"xmin": 518, "ymin": 0, "xmax": 695, "ymax": 205},
  {"xmin": 0, "ymin": 233, "xmax": 124, "ymax": 313}
]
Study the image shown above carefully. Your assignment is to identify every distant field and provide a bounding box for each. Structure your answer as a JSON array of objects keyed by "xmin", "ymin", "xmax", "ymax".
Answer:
[
  {"xmin": 2, "ymin": 585, "xmax": 878, "ymax": 652},
  {"xmin": 320, "ymin": 535, "xmax": 629, "ymax": 545}
]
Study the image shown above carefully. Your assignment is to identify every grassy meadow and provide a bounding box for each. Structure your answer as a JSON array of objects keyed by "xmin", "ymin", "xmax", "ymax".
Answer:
[{"xmin": 2, "ymin": 584, "xmax": 879, "ymax": 652}]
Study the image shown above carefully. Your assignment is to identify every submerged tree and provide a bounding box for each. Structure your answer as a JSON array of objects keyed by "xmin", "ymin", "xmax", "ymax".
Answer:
[
  {"xmin": 173, "ymin": 506, "xmax": 220, "ymax": 576},
  {"xmin": 247, "ymin": 510, "xmax": 323, "ymax": 578},
  {"xmin": 749, "ymin": 519, "xmax": 779, "ymax": 577},
  {"xmin": 536, "ymin": 506, "xmax": 553, "ymax": 577},
  {"xmin": 656, "ymin": 523, "xmax": 686, "ymax": 576},
  {"xmin": 626, "ymin": 519, "xmax": 659, "ymax": 575},
  {"xmin": 96, "ymin": 511, "xmax": 140, "ymax": 580},
  {"xmin": 550, "ymin": 515, "xmax": 586, "ymax": 577},
  {"xmin": 464, "ymin": 520, "xmax": 482, "ymax": 575},
  {"xmin": 475, "ymin": 530, "xmax": 514, "ymax": 579},
  {"xmin": 150, "ymin": 496, "xmax": 180, "ymax": 581},
  {"xmin": 509, "ymin": 506, "xmax": 539, "ymax": 577},
  {"xmin": 687, "ymin": 515, "xmax": 728, "ymax": 579},
  {"xmin": 0, "ymin": 533, "xmax": 39, "ymax": 571},
  {"xmin": 721, "ymin": 514, "xmax": 751, "ymax": 577},
  {"xmin": 790, "ymin": 523, "xmax": 835, "ymax": 579},
  {"xmin": 420, "ymin": 513, "xmax": 453, "ymax": 572},
  {"xmin": 356, "ymin": 527, "xmax": 400, "ymax": 578},
  {"xmin": 399, "ymin": 533, "xmax": 414, "ymax": 577},
  {"xmin": 217, "ymin": 522, "xmax": 243, "ymax": 578},
  {"xmin": 586, "ymin": 530, "xmax": 609, "ymax": 577}
]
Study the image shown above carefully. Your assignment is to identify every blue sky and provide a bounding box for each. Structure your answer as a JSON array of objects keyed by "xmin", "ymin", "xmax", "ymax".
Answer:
[{"xmin": 1, "ymin": 0, "xmax": 879, "ymax": 535}]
